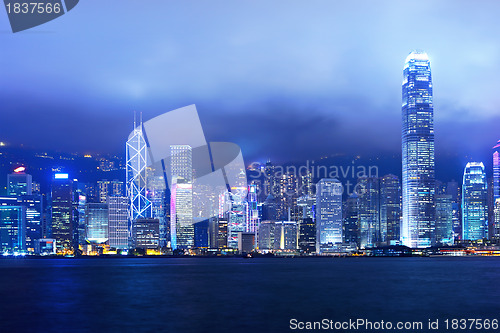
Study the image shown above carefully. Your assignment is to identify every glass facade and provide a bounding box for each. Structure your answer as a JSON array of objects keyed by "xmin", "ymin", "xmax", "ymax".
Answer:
[
  {"xmin": 401, "ymin": 51, "xmax": 436, "ymax": 248},
  {"xmin": 358, "ymin": 177, "xmax": 380, "ymax": 248},
  {"xmin": 85, "ymin": 203, "xmax": 109, "ymax": 244},
  {"xmin": 107, "ymin": 196, "xmax": 129, "ymax": 249},
  {"xmin": 435, "ymin": 194, "xmax": 454, "ymax": 245},
  {"xmin": 170, "ymin": 145, "xmax": 194, "ymax": 250},
  {"xmin": 493, "ymin": 140, "xmax": 500, "ymax": 240},
  {"xmin": 51, "ymin": 176, "xmax": 75, "ymax": 253},
  {"xmin": 462, "ymin": 162, "xmax": 488, "ymax": 240},
  {"xmin": 315, "ymin": 179, "xmax": 342, "ymax": 253},
  {"xmin": 380, "ymin": 174, "xmax": 401, "ymax": 245},
  {"xmin": 0, "ymin": 205, "xmax": 26, "ymax": 252}
]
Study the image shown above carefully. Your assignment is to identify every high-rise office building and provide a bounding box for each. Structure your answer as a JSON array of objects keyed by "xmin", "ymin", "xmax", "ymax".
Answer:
[
  {"xmin": 246, "ymin": 184, "xmax": 259, "ymax": 233},
  {"xmin": 147, "ymin": 175, "xmax": 168, "ymax": 247},
  {"xmin": 126, "ymin": 116, "xmax": 152, "ymax": 226},
  {"xmin": 194, "ymin": 219, "xmax": 210, "ymax": 248},
  {"xmin": 358, "ymin": 177, "xmax": 380, "ymax": 248},
  {"xmin": 0, "ymin": 197, "xmax": 26, "ymax": 252},
  {"xmin": 297, "ymin": 195, "xmax": 316, "ymax": 253},
  {"xmin": 343, "ymin": 193, "xmax": 359, "ymax": 248},
  {"xmin": 493, "ymin": 140, "xmax": 500, "ymax": 200},
  {"xmin": 380, "ymin": 174, "xmax": 401, "ymax": 245},
  {"xmin": 7, "ymin": 167, "xmax": 32, "ymax": 196},
  {"xmin": 315, "ymin": 179, "xmax": 342, "ymax": 253},
  {"xmin": 446, "ymin": 180, "xmax": 462, "ymax": 240},
  {"xmin": 107, "ymin": 196, "xmax": 129, "ymax": 249},
  {"xmin": 85, "ymin": 203, "xmax": 108, "ymax": 244},
  {"xmin": 76, "ymin": 194, "xmax": 87, "ymax": 246},
  {"xmin": 492, "ymin": 140, "xmax": 500, "ymax": 240},
  {"xmin": 170, "ymin": 145, "xmax": 194, "ymax": 250},
  {"xmin": 401, "ymin": 50, "xmax": 436, "ymax": 248},
  {"xmin": 216, "ymin": 217, "xmax": 228, "ymax": 249},
  {"xmin": 435, "ymin": 194, "xmax": 454, "ymax": 245},
  {"xmin": 494, "ymin": 199, "xmax": 500, "ymax": 242},
  {"xmin": 298, "ymin": 217, "xmax": 316, "ymax": 253},
  {"xmin": 257, "ymin": 220, "xmax": 275, "ymax": 250},
  {"xmin": 227, "ymin": 189, "xmax": 247, "ymax": 249},
  {"xmin": 19, "ymin": 195, "xmax": 43, "ymax": 252},
  {"xmin": 51, "ymin": 173, "xmax": 75, "ymax": 253},
  {"xmin": 462, "ymin": 162, "xmax": 488, "ymax": 240}
]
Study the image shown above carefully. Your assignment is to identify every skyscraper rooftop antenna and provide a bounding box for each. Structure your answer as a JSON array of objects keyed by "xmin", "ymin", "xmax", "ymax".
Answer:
[{"xmin": 133, "ymin": 110, "xmax": 137, "ymax": 130}]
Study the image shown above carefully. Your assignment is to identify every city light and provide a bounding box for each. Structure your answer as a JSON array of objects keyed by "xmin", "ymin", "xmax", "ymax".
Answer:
[
  {"xmin": 54, "ymin": 173, "xmax": 69, "ymax": 179},
  {"xmin": 13, "ymin": 166, "xmax": 26, "ymax": 173}
]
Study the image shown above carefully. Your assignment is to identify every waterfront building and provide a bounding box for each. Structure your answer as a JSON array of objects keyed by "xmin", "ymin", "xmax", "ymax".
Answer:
[
  {"xmin": 435, "ymin": 194, "xmax": 454, "ymax": 245},
  {"xmin": 380, "ymin": 174, "xmax": 401, "ymax": 245},
  {"xmin": 298, "ymin": 217, "xmax": 316, "ymax": 253},
  {"xmin": 493, "ymin": 140, "xmax": 500, "ymax": 240},
  {"xmin": 462, "ymin": 162, "xmax": 488, "ymax": 240},
  {"xmin": 107, "ymin": 196, "xmax": 129, "ymax": 249},
  {"xmin": 315, "ymin": 179, "xmax": 342, "ymax": 253},
  {"xmin": 51, "ymin": 173, "xmax": 75, "ymax": 253},
  {"xmin": 126, "ymin": 115, "xmax": 152, "ymax": 230},
  {"xmin": 358, "ymin": 177, "xmax": 380, "ymax": 248},
  {"xmin": 401, "ymin": 51, "xmax": 436, "ymax": 248},
  {"xmin": 0, "ymin": 201, "xmax": 25, "ymax": 252},
  {"xmin": 343, "ymin": 193, "xmax": 359, "ymax": 248},
  {"xmin": 170, "ymin": 145, "xmax": 194, "ymax": 250},
  {"xmin": 85, "ymin": 203, "xmax": 109, "ymax": 244},
  {"xmin": 132, "ymin": 218, "xmax": 160, "ymax": 250}
]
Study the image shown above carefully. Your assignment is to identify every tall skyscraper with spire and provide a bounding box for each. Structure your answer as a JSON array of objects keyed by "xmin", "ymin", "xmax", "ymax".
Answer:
[
  {"xmin": 126, "ymin": 113, "xmax": 152, "ymax": 243},
  {"xmin": 401, "ymin": 51, "xmax": 436, "ymax": 248}
]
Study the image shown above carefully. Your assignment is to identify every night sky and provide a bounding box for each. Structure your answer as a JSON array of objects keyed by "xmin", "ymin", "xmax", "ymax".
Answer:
[{"xmin": 1, "ymin": 0, "xmax": 500, "ymax": 171}]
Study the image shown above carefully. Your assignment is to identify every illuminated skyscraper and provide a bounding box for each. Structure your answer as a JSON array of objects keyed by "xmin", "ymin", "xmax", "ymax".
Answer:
[
  {"xmin": 85, "ymin": 203, "xmax": 108, "ymax": 244},
  {"xmin": 107, "ymin": 196, "xmax": 129, "ymax": 249},
  {"xmin": 19, "ymin": 195, "xmax": 43, "ymax": 252},
  {"xmin": 51, "ymin": 173, "xmax": 75, "ymax": 253},
  {"xmin": 435, "ymin": 194, "xmax": 454, "ymax": 245},
  {"xmin": 227, "ymin": 189, "xmax": 247, "ymax": 249},
  {"xmin": 494, "ymin": 199, "xmax": 500, "ymax": 242},
  {"xmin": 170, "ymin": 145, "xmax": 194, "ymax": 250},
  {"xmin": 462, "ymin": 162, "xmax": 488, "ymax": 240},
  {"xmin": 315, "ymin": 179, "xmax": 342, "ymax": 253},
  {"xmin": 380, "ymin": 174, "xmax": 401, "ymax": 245},
  {"xmin": 446, "ymin": 180, "xmax": 462, "ymax": 240},
  {"xmin": 126, "ymin": 115, "xmax": 152, "ymax": 232},
  {"xmin": 0, "ymin": 196, "xmax": 26, "ymax": 253},
  {"xmin": 494, "ymin": 140, "xmax": 500, "ymax": 200},
  {"xmin": 358, "ymin": 177, "xmax": 380, "ymax": 248},
  {"xmin": 493, "ymin": 140, "xmax": 500, "ymax": 240},
  {"xmin": 401, "ymin": 50, "xmax": 436, "ymax": 248},
  {"xmin": 246, "ymin": 184, "xmax": 259, "ymax": 233},
  {"xmin": 343, "ymin": 193, "xmax": 359, "ymax": 248}
]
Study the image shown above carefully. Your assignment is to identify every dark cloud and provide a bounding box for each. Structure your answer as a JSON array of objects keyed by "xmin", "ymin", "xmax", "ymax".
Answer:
[{"xmin": 1, "ymin": 0, "xmax": 500, "ymax": 176}]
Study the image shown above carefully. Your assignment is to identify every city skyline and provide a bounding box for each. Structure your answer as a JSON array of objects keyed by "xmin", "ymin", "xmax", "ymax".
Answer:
[{"xmin": 2, "ymin": 3, "xmax": 499, "ymax": 332}]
